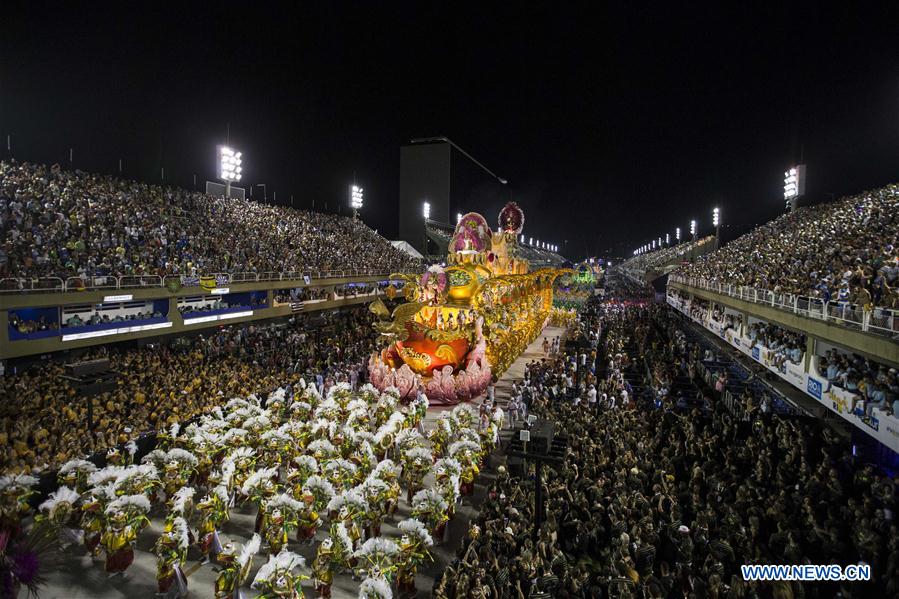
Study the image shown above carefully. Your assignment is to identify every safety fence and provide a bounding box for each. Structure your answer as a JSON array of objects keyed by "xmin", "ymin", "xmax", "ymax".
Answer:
[
  {"xmin": 669, "ymin": 274, "xmax": 899, "ymax": 338},
  {"xmin": 0, "ymin": 269, "xmax": 407, "ymax": 295}
]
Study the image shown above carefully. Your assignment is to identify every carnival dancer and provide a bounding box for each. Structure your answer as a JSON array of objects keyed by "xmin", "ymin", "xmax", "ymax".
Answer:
[
  {"xmin": 36, "ymin": 486, "xmax": 81, "ymax": 548},
  {"xmin": 154, "ymin": 516, "xmax": 189, "ymax": 597},
  {"xmin": 101, "ymin": 494, "xmax": 151, "ymax": 575},
  {"xmin": 251, "ymin": 549, "xmax": 309, "ymax": 599},
  {"xmin": 57, "ymin": 458, "xmax": 98, "ymax": 495},
  {"xmin": 196, "ymin": 485, "xmax": 230, "ymax": 562},
  {"xmin": 400, "ymin": 446, "xmax": 432, "ymax": 504},
  {"xmin": 410, "ymin": 488, "xmax": 449, "ymax": 543},
  {"xmin": 353, "ymin": 537, "xmax": 399, "ymax": 583},
  {"xmin": 448, "ymin": 439, "xmax": 481, "ymax": 497},
  {"xmin": 79, "ymin": 484, "xmax": 114, "ymax": 556},
  {"xmin": 213, "ymin": 533, "xmax": 260, "ymax": 599},
  {"xmin": 261, "ymin": 493, "xmax": 303, "ymax": 554},
  {"xmin": 0, "ymin": 474, "xmax": 37, "ymax": 540},
  {"xmin": 395, "ymin": 518, "xmax": 434, "ymax": 597},
  {"xmin": 295, "ymin": 491, "xmax": 322, "ymax": 544},
  {"xmin": 312, "ymin": 523, "xmax": 353, "ymax": 598},
  {"xmin": 161, "ymin": 449, "xmax": 198, "ymax": 501},
  {"xmin": 358, "ymin": 576, "xmax": 393, "ymax": 599},
  {"xmin": 239, "ymin": 466, "xmax": 279, "ymax": 533}
]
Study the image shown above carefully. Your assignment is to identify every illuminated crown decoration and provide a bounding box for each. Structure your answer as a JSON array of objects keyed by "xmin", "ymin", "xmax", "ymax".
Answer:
[{"xmin": 498, "ymin": 201, "xmax": 524, "ymax": 235}]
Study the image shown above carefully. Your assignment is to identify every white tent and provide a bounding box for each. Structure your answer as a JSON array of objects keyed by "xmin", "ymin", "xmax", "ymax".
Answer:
[{"xmin": 391, "ymin": 240, "xmax": 424, "ymax": 260}]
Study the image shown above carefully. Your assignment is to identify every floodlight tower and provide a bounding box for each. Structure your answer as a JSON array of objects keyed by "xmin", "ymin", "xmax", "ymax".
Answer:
[
  {"xmin": 784, "ymin": 165, "xmax": 806, "ymax": 212},
  {"xmin": 690, "ymin": 219, "xmax": 697, "ymax": 241},
  {"xmin": 350, "ymin": 185, "xmax": 364, "ymax": 220},
  {"xmin": 422, "ymin": 201, "xmax": 431, "ymax": 256},
  {"xmin": 712, "ymin": 207, "xmax": 720, "ymax": 249},
  {"xmin": 217, "ymin": 145, "xmax": 242, "ymax": 198},
  {"xmin": 676, "ymin": 227, "xmax": 681, "ymax": 243}
]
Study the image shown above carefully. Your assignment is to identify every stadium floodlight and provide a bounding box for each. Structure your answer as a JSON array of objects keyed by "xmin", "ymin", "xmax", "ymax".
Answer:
[
  {"xmin": 783, "ymin": 164, "xmax": 806, "ymax": 212},
  {"xmin": 690, "ymin": 219, "xmax": 696, "ymax": 239},
  {"xmin": 712, "ymin": 207, "xmax": 721, "ymax": 248},
  {"xmin": 652, "ymin": 240, "xmax": 656, "ymax": 249},
  {"xmin": 676, "ymin": 227, "xmax": 681, "ymax": 242},
  {"xmin": 529, "ymin": 237, "xmax": 533, "ymax": 245},
  {"xmin": 350, "ymin": 184, "xmax": 364, "ymax": 213},
  {"xmin": 520, "ymin": 234, "xmax": 525, "ymax": 243},
  {"xmin": 658, "ymin": 237, "xmax": 662, "ymax": 247},
  {"xmin": 218, "ymin": 145, "xmax": 243, "ymax": 197},
  {"xmin": 457, "ymin": 212, "xmax": 463, "ymax": 224},
  {"xmin": 666, "ymin": 233, "xmax": 670, "ymax": 245},
  {"xmin": 423, "ymin": 201, "xmax": 431, "ymax": 219}
]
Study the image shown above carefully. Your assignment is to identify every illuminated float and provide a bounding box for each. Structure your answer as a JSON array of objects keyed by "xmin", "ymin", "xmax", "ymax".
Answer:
[{"xmin": 368, "ymin": 202, "xmax": 570, "ymax": 405}]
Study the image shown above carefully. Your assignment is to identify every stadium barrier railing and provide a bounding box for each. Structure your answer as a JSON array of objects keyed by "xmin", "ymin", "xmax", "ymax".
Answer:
[
  {"xmin": 0, "ymin": 269, "xmax": 411, "ymax": 295},
  {"xmin": 669, "ymin": 274, "xmax": 899, "ymax": 338}
]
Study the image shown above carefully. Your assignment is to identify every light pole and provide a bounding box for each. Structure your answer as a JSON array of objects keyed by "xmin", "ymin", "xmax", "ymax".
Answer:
[
  {"xmin": 676, "ymin": 227, "xmax": 681, "ymax": 244},
  {"xmin": 423, "ymin": 201, "xmax": 431, "ymax": 257},
  {"xmin": 351, "ymin": 185, "xmax": 364, "ymax": 220},
  {"xmin": 690, "ymin": 220, "xmax": 697, "ymax": 262},
  {"xmin": 712, "ymin": 207, "xmax": 720, "ymax": 249}
]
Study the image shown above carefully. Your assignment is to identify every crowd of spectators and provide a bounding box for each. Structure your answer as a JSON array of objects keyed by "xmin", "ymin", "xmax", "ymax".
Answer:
[
  {"xmin": 677, "ymin": 184, "xmax": 899, "ymax": 308},
  {"xmin": 619, "ymin": 236, "xmax": 716, "ymax": 280},
  {"xmin": 0, "ymin": 160, "xmax": 419, "ymax": 280},
  {"xmin": 8, "ymin": 312, "xmax": 58, "ymax": 334},
  {"xmin": 746, "ymin": 323, "xmax": 806, "ymax": 372},
  {"xmin": 63, "ymin": 307, "xmax": 164, "ymax": 327},
  {"xmin": 437, "ymin": 297, "xmax": 898, "ymax": 598},
  {"xmin": 819, "ymin": 348, "xmax": 899, "ymax": 417},
  {"xmin": 0, "ymin": 307, "xmax": 382, "ymax": 475}
]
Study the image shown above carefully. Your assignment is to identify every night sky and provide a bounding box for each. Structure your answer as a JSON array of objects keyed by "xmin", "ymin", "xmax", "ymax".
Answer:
[{"xmin": 2, "ymin": 2, "xmax": 898, "ymax": 261}]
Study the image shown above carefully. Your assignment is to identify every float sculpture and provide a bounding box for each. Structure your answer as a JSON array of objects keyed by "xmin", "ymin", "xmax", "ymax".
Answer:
[{"xmin": 368, "ymin": 202, "xmax": 570, "ymax": 405}]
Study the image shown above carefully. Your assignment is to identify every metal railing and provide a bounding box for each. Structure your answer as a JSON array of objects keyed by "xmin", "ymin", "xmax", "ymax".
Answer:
[
  {"xmin": 669, "ymin": 274, "xmax": 899, "ymax": 338},
  {"xmin": 0, "ymin": 269, "xmax": 409, "ymax": 295}
]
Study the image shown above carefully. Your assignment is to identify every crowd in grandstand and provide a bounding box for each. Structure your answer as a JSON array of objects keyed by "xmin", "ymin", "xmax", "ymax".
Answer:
[
  {"xmin": 436, "ymin": 298, "xmax": 898, "ymax": 598},
  {"xmin": 0, "ymin": 308, "xmax": 379, "ymax": 474},
  {"xmin": 0, "ymin": 160, "xmax": 419, "ymax": 280},
  {"xmin": 677, "ymin": 184, "xmax": 899, "ymax": 307}
]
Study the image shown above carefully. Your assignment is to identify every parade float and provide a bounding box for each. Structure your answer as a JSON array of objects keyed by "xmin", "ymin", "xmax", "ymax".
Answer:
[{"xmin": 368, "ymin": 202, "xmax": 570, "ymax": 405}]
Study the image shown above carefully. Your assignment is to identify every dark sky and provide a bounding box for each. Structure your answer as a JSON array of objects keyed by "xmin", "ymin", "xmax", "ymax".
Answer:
[{"xmin": 2, "ymin": 2, "xmax": 898, "ymax": 261}]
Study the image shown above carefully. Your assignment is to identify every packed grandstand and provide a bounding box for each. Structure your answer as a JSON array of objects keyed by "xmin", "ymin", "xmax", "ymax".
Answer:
[
  {"xmin": 1, "ymin": 162, "xmax": 898, "ymax": 599},
  {"xmin": 0, "ymin": 160, "xmax": 420, "ymax": 284}
]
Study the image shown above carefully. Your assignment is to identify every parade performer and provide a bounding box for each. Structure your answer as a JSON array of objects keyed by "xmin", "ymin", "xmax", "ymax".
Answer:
[
  {"xmin": 312, "ymin": 523, "xmax": 353, "ymax": 598},
  {"xmin": 0, "ymin": 474, "xmax": 37, "ymax": 541},
  {"xmin": 448, "ymin": 439, "xmax": 481, "ymax": 496},
  {"xmin": 410, "ymin": 488, "xmax": 449, "ymax": 542},
  {"xmin": 399, "ymin": 446, "xmax": 432, "ymax": 504},
  {"xmin": 36, "ymin": 486, "xmax": 81, "ymax": 547},
  {"xmin": 353, "ymin": 537, "xmax": 399, "ymax": 582},
  {"xmin": 287, "ymin": 455, "xmax": 319, "ymax": 497},
  {"xmin": 162, "ymin": 448, "xmax": 198, "ymax": 500},
  {"xmin": 239, "ymin": 466, "xmax": 279, "ymax": 533},
  {"xmin": 368, "ymin": 460, "xmax": 401, "ymax": 519},
  {"xmin": 154, "ymin": 516, "xmax": 189, "ymax": 597},
  {"xmin": 295, "ymin": 491, "xmax": 322, "ymax": 544},
  {"xmin": 302, "ymin": 474, "xmax": 336, "ymax": 515},
  {"xmin": 57, "ymin": 459, "xmax": 97, "ymax": 494},
  {"xmin": 101, "ymin": 494, "xmax": 151, "ymax": 575},
  {"xmin": 196, "ymin": 485, "xmax": 230, "ymax": 561},
  {"xmin": 395, "ymin": 518, "xmax": 434, "ymax": 597},
  {"xmin": 433, "ymin": 457, "xmax": 462, "ymax": 519},
  {"xmin": 251, "ymin": 549, "xmax": 309, "ymax": 599},
  {"xmin": 79, "ymin": 485, "xmax": 114, "ymax": 555},
  {"xmin": 359, "ymin": 477, "xmax": 390, "ymax": 538},
  {"xmin": 213, "ymin": 533, "xmax": 260, "ymax": 599},
  {"xmin": 358, "ymin": 576, "xmax": 393, "ymax": 599},
  {"xmin": 261, "ymin": 493, "xmax": 302, "ymax": 554}
]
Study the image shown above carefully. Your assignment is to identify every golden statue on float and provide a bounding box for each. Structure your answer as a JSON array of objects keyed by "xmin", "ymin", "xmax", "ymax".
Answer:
[{"xmin": 368, "ymin": 202, "xmax": 569, "ymax": 405}]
